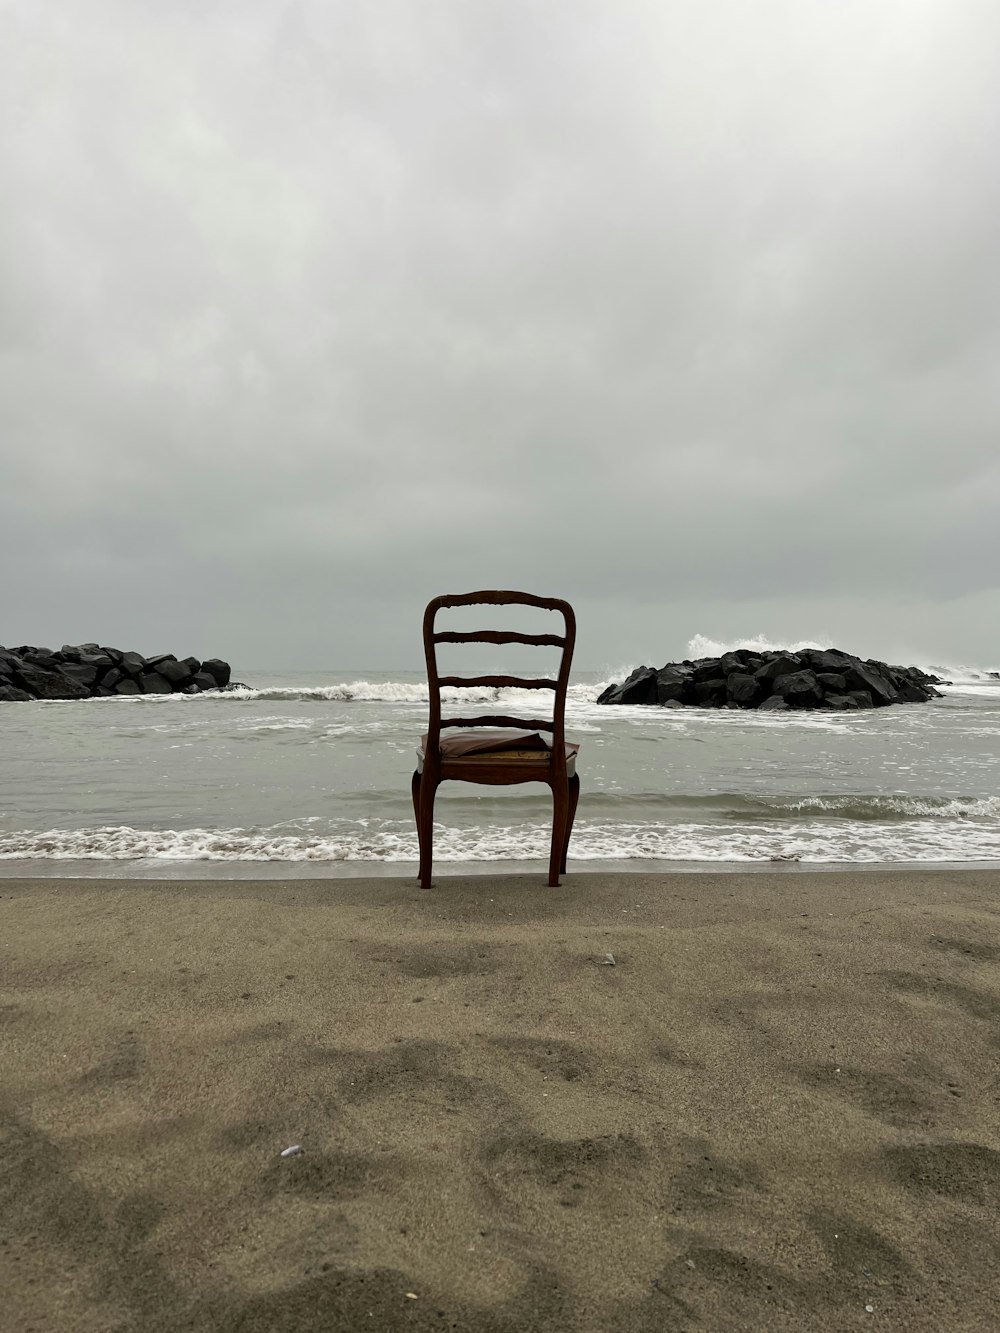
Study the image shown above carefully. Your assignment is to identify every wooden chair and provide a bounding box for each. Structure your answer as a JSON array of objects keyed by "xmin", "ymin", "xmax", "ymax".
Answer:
[{"xmin": 412, "ymin": 591, "xmax": 580, "ymax": 888}]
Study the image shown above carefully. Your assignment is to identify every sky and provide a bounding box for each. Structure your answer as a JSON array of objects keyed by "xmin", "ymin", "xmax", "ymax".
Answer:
[{"xmin": 2, "ymin": 0, "xmax": 999, "ymax": 673}]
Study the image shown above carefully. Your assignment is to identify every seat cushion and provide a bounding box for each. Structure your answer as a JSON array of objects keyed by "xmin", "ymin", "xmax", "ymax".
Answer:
[{"xmin": 416, "ymin": 729, "xmax": 579, "ymax": 774}]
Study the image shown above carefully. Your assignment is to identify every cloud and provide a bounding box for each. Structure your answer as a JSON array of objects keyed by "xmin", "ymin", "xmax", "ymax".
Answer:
[{"xmin": 2, "ymin": 0, "xmax": 999, "ymax": 667}]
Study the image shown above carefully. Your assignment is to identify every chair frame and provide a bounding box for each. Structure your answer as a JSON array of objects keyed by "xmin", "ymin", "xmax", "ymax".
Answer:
[{"xmin": 412, "ymin": 590, "xmax": 579, "ymax": 888}]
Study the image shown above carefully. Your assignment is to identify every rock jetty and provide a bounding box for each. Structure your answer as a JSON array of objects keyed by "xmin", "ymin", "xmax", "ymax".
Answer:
[
  {"xmin": 597, "ymin": 648, "xmax": 945, "ymax": 711},
  {"xmin": 0, "ymin": 644, "xmax": 234, "ymax": 702}
]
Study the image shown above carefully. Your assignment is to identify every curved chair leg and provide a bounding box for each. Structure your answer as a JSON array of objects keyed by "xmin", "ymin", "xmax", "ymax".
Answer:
[
  {"xmin": 548, "ymin": 780, "xmax": 569, "ymax": 887},
  {"xmin": 560, "ymin": 773, "xmax": 580, "ymax": 875},
  {"xmin": 417, "ymin": 772, "xmax": 438, "ymax": 889},
  {"xmin": 411, "ymin": 770, "xmax": 422, "ymax": 883}
]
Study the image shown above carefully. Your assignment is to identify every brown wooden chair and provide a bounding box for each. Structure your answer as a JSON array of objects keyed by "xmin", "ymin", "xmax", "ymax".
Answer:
[{"xmin": 412, "ymin": 591, "xmax": 580, "ymax": 888}]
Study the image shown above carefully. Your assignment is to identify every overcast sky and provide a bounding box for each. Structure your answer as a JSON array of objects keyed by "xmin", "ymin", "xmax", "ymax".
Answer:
[{"xmin": 2, "ymin": 1, "xmax": 998, "ymax": 672}]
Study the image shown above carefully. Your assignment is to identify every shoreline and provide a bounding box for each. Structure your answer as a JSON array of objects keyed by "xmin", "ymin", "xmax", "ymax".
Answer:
[
  {"xmin": 3, "ymin": 856, "xmax": 1000, "ymax": 881},
  {"xmin": 3, "ymin": 868, "xmax": 1000, "ymax": 1330}
]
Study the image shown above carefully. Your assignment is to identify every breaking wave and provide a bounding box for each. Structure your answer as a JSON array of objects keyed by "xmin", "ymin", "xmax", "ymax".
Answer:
[
  {"xmin": 2, "ymin": 799, "xmax": 998, "ymax": 865},
  {"xmin": 169, "ymin": 680, "xmax": 612, "ymax": 706},
  {"xmin": 686, "ymin": 634, "xmax": 999, "ymax": 688}
]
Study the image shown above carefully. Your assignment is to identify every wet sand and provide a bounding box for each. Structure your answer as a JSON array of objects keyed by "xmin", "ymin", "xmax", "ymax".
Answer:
[{"xmin": 2, "ymin": 868, "xmax": 999, "ymax": 1331}]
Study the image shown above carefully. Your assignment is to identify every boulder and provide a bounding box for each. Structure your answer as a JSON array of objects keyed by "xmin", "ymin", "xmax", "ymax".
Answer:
[
  {"xmin": 773, "ymin": 670, "xmax": 824, "ymax": 708},
  {"xmin": 596, "ymin": 666, "xmax": 658, "ymax": 706},
  {"xmin": 119, "ymin": 652, "xmax": 146, "ymax": 675},
  {"xmin": 841, "ymin": 662, "xmax": 897, "ymax": 705},
  {"xmin": 23, "ymin": 649, "xmax": 60, "ymax": 669},
  {"xmin": 727, "ymin": 672, "xmax": 762, "ymax": 707},
  {"xmin": 816, "ymin": 672, "xmax": 847, "ymax": 692},
  {"xmin": 202, "ymin": 658, "xmax": 232, "ymax": 688},
  {"xmin": 58, "ymin": 662, "xmax": 99, "ymax": 688},
  {"xmin": 597, "ymin": 646, "xmax": 943, "ymax": 712},
  {"xmin": 754, "ymin": 654, "xmax": 803, "ymax": 683},
  {"xmin": 758, "ymin": 695, "xmax": 789, "ymax": 711},
  {"xmin": 693, "ymin": 678, "xmax": 727, "ymax": 706},
  {"xmin": 154, "ymin": 658, "xmax": 195, "ymax": 685},
  {"xmin": 77, "ymin": 650, "xmax": 115, "ymax": 671},
  {"xmin": 0, "ymin": 684, "xmax": 31, "ymax": 702},
  {"xmin": 114, "ymin": 678, "xmax": 142, "ymax": 696},
  {"xmin": 655, "ymin": 665, "xmax": 694, "ymax": 704},
  {"xmin": 895, "ymin": 680, "xmax": 935, "ymax": 704},
  {"xmin": 800, "ymin": 648, "xmax": 853, "ymax": 673},
  {"xmin": 140, "ymin": 672, "xmax": 173, "ymax": 694},
  {"xmin": 13, "ymin": 663, "xmax": 91, "ymax": 700}
]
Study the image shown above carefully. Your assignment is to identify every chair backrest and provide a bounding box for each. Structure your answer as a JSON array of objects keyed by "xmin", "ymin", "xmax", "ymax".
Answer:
[{"xmin": 422, "ymin": 590, "xmax": 576, "ymax": 761}]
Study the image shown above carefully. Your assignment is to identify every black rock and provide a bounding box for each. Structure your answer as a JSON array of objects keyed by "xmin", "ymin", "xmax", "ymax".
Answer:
[
  {"xmin": 841, "ymin": 661, "xmax": 897, "ymax": 705},
  {"xmin": 0, "ymin": 644, "xmax": 241, "ymax": 701},
  {"xmin": 76, "ymin": 651, "xmax": 115, "ymax": 672},
  {"xmin": 154, "ymin": 658, "xmax": 194, "ymax": 685},
  {"xmin": 758, "ymin": 695, "xmax": 789, "ymax": 711},
  {"xmin": 597, "ymin": 646, "xmax": 943, "ymax": 712},
  {"xmin": 58, "ymin": 662, "xmax": 99, "ymax": 688},
  {"xmin": 773, "ymin": 670, "xmax": 824, "ymax": 708},
  {"xmin": 201, "ymin": 658, "xmax": 232, "ymax": 688},
  {"xmin": 13, "ymin": 663, "xmax": 91, "ymax": 700},
  {"xmin": 596, "ymin": 666, "xmax": 658, "ymax": 706},
  {"xmin": 754, "ymin": 654, "xmax": 803, "ymax": 683},
  {"xmin": 140, "ymin": 672, "xmax": 173, "ymax": 694},
  {"xmin": 895, "ymin": 681, "xmax": 935, "ymax": 704},
  {"xmin": 816, "ymin": 672, "xmax": 847, "ymax": 692},
  {"xmin": 0, "ymin": 684, "xmax": 31, "ymax": 702},
  {"xmin": 800, "ymin": 648, "xmax": 853, "ymax": 672},
  {"xmin": 727, "ymin": 672, "xmax": 762, "ymax": 706},
  {"xmin": 655, "ymin": 665, "xmax": 693, "ymax": 704},
  {"xmin": 694, "ymin": 678, "xmax": 727, "ymax": 706}
]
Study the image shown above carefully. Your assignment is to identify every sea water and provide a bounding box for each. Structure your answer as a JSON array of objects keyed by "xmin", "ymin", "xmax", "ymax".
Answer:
[{"xmin": 2, "ymin": 648, "xmax": 999, "ymax": 876}]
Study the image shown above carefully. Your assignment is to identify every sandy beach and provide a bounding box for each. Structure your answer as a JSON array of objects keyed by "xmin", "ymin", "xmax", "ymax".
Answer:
[{"xmin": 2, "ymin": 868, "xmax": 999, "ymax": 1332}]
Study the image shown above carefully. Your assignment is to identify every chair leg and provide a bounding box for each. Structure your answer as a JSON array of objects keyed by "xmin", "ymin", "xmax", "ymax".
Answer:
[
  {"xmin": 417, "ymin": 772, "xmax": 438, "ymax": 889},
  {"xmin": 548, "ymin": 780, "xmax": 569, "ymax": 887},
  {"xmin": 411, "ymin": 770, "xmax": 422, "ymax": 883},
  {"xmin": 561, "ymin": 772, "xmax": 580, "ymax": 875}
]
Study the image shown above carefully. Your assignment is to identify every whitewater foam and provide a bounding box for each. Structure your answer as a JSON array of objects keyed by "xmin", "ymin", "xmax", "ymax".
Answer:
[{"xmin": 3, "ymin": 806, "xmax": 998, "ymax": 866}]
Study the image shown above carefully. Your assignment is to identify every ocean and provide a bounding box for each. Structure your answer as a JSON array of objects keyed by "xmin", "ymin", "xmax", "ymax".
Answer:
[{"xmin": 2, "ymin": 641, "xmax": 999, "ymax": 877}]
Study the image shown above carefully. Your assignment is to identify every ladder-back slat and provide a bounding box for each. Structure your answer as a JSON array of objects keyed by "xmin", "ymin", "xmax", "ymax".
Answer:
[
  {"xmin": 438, "ymin": 675, "xmax": 557, "ymax": 690},
  {"xmin": 434, "ymin": 590, "xmax": 566, "ymax": 610},
  {"xmin": 441, "ymin": 714, "xmax": 555, "ymax": 732},
  {"xmin": 434, "ymin": 630, "xmax": 566, "ymax": 647}
]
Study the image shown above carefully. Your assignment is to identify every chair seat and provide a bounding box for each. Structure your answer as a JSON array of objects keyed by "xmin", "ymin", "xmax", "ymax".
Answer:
[{"xmin": 416, "ymin": 728, "xmax": 579, "ymax": 775}]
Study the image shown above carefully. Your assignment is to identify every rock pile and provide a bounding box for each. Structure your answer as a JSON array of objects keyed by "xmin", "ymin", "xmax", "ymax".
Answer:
[
  {"xmin": 0, "ymin": 644, "xmax": 234, "ymax": 702},
  {"xmin": 597, "ymin": 648, "xmax": 945, "ymax": 712}
]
